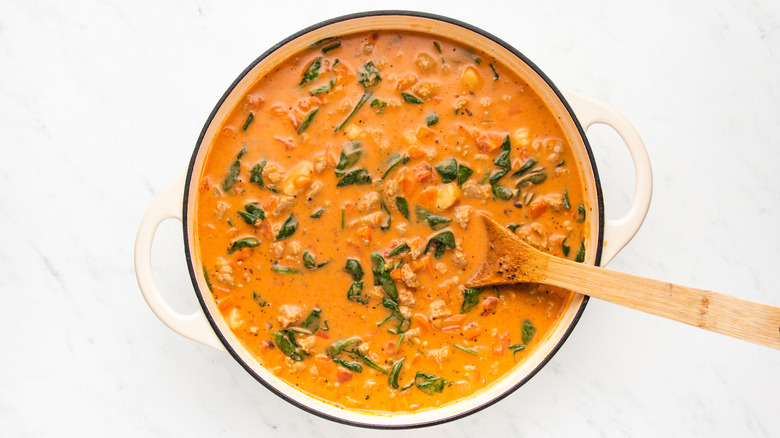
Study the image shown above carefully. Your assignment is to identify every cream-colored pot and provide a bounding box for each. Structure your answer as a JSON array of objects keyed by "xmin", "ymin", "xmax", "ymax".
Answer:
[{"xmin": 134, "ymin": 11, "xmax": 652, "ymax": 429}]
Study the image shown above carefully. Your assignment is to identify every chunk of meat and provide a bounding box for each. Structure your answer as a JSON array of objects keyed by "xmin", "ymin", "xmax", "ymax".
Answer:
[
  {"xmin": 428, "ymin": 300, "xmax": 452, "ymax": 320},
  {"xmin": 398, "ymin": 288, "xmax": 415, "ymax": 306},
  {"xmin": 453, "ymin": 206, "xmax": 471, "ymax": 229},
  {"xmin": 277, "ymin": 304, "xmax": 304, "ymax": 328},
  {"xmin": 401, "ymin": 264, "xmax": 419, "ymax": 288},
  {"xmin": 272, "ymin": 195, "xmax": 296, "ymax": 217},
  {"xmin": 357, "ymin": 192, "xmax": 381, "ymax": 213},
  {"xmin": 462, "ymin": 181, "xmax": 488, "ymax": 200}
]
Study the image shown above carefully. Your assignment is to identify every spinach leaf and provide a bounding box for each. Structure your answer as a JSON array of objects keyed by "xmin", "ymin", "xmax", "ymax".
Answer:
[
  {"xmin": 426, "ymin": 113, "xmax": 439, "ymax": 126},
  {"xmin": 321, "ymin": 41, "xmax": 341, "ymax": 53},
  {"xmin": 563, "ymin": 188, "xmax": 571, "ymax": 210},
  {"xmin": 401, "ymin": 92, "xmax": 423, "ymax": 104},
  {"xmin": 423, "ymin": 231, "xmax": 456, "ymax": 259},
  {"xmin": 562, "ymin": 237, "xmax": 570, "ymax": 257},
  {"xmin": 299, "ymin": 57, "xmax": 322, "ymax": 86},
  {"xmin": 335, "ymin": 141, "xmax": 362, "ymax": 177},
  {"xmin": 577, "ymin": 204, "xmax": 586, "ymax": 223},
  {"xmin": 379, "ymin": 201, "xmax": 391, "ymax": 231},
  {"xmin": 333, "ymin": 357, "xmax": 363, "ymax": 373},
  {"xmin": 456, "ymin": 164, "xmax": 473, "ymax": 186},
  {"xmin": 516, "ymin": 171, "xmax": 547, "ymax": 187},
  {"xmin": 488, "ymin": 167, "xmax": 509, "ymax": 186},
  {"xmin": 336, "ymin": 168, "xmax": 372, "ymax": 187},
  {"xmin": 252, "ymin": 292, "xmax": 266, "ymax": 307},
  {"xmin": 310, "ymin": 80, "xmax": 334, "ymax": 95},
  {"xmin": 309, "ymin": 36, "xmax": 339, "ymax": 48},
  {"xmin": 297, "ymin": 108, "xmax": 319, "ymax": 135},
  {"xmin": 371, "ymin": 252, "xmax": 398, "ymax": 301},
  {"xmin": 380, "ymin": 152, "xmax": 408, "ymax": 180},
  {"xmin": 237, "ymin": 202, "xmax": 265, "ymax": 225},
  {"xmin": 303, "ymin": 250, "xmax": 329, "ymax": 270},
  {"xmin": 461, "ymin": 288, "xmax": 482, "ymax": 313},
  {"xmin": 387, "ymin": 243, "xmax": 410, "ymax": 258},
  {"xmin": 272, "ymin": 265, "xmax": 300, "ymax": 274},
  {"xmin": 512, "ymin": 158, "xmax": 538, "ymax": 178},
  {"xmin": 273, "ymin": 330, "xmax": 307, "ymax": 361},
  {"xmin": 334, "ymin": 91, "xmax": 372, "ymax": 132},
  {"xmin": 396, "ymin": 197, "xmax": 410, "ymax": 219},
  {"xmin": 242, "ymin": 112, "xmax": 254, "ymax": 131},
  {"xmin": 249, "ymin": 160, "xmax": 266, "ymax": 189},
  {"xmin": 276, "ymin": 213, "xmax": 298, "ymax": 240},
  {"xmin": 347, "ymin": 281, "xmax": 369, "ymax": 304},
  {"xmin": 388, "ymin": 357, "xmax": 405, "ymax": 389},
  {"xmin": 452, "ymin": 344, "xmax": 478, "ymax": 355},
  {"xmin": 222, "ymin": 159, "xmax": 241, "ymax": 192},
  {"xmin": 575, "ymin": 241, "xmax": 586, "ymax": 263},
  {"xmin": 310, "ymin": 207, "xmax": 325, "ymax": 219},
  {"xmin": 344, "ymin": 258, "xmax": 364, "ymax": 281},
  {"xmin": 414, "ymin": 372, "xmax": 446, "ymax": 395},
  {"xmin": 370, "ymin": 98, "xmax": 387, "ymax": 113},
  {"xmin": 521, "ymin": 319, "xmax": 537, "ymax": 345},
  {"xmin": 434, "ymin": 158, "xmax": 458, "ymax": 183},
  {"xmin": 415, "ymin": 206, "xmax": 451, "ymax": 230},
  {"xmin": 507, "ymin": 224, "xmax": 521, "ymax": 233},
  {"xmin": 491, "ymin": 185, "xmax": 513, "ymax": 201},
  {"xmin": 228, "ymin": 237, "xmax": 260, "ymax": 254},
  {"xmin": 489, "ymin": 63, "xmax": 499, "ymax": 81},
  {"xmin": 509, "ymin": 344, "xmax": 525, "ymax": 359},
  {"xmin": 326, "ymin": 338, "xmax": 360, "ymax": 356},
  {"xmin": 298, "ymin": 308, "xmax": 323, "ymax": 334}
]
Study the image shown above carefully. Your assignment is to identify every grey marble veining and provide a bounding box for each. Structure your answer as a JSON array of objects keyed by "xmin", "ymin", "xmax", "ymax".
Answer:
[{"xmin": 1, "ymin": 0, "xmax": 778, "ymax": 436}]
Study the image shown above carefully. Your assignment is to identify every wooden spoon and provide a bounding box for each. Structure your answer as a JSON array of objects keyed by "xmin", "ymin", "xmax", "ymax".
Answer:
[{"xmin": 467, "ymin": 214, "xmax": 780, "ymax": 350}]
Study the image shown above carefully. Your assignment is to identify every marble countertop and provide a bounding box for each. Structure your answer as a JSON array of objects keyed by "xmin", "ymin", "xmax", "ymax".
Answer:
[{"xmin": 1, "ymin": 0, "xmax": 778, "ymax": 436}]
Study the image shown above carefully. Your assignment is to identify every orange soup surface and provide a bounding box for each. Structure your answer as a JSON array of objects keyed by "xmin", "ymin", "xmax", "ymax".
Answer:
[{"xmin": 195, "ymin": 30, "xmax": 590, "ymax": 413}]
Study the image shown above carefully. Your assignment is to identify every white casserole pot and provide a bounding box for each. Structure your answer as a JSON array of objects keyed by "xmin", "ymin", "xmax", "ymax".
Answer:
[{"xmin": 134, "ymin": 11, "xmax": 652, "ymax": 429}]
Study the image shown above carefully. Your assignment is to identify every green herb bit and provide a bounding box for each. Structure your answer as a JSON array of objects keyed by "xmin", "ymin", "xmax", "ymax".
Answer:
[
  {"xmin": 380, "ymin": 201, "xmax": 392, "ymax": 231},
  {"xmin": 381, "ymin": 152, "xmax": 406, "ymax": 180},
  {"xmin": 426, "ymin": 113, "xmax": 439, "ymax": 126},
  {"xmin": 577, "ymin": 204, "xmax": 586, "ymax": 223},
  {"xmin": 556, "ymin": 160, "xmax": 566, "ymax": 168},
  {"xmin": 310, "ymin": 207, "xmax": 325, "ymax": 219},
  {"xmin": 415, "ymin": 206, "xmax": 451, "ymax": 230},
  {"xmin": 310, "ymin": 80, "xmax": 334, "ymax": 95},
  {"xmin": 396, "ymin": 197, "xmax": 410, "ymax": 219},
  {"xmin": 461, "ymin": 288, "xmax": 482, "ymax": 313},
  {"xmin": 227, "ymin": 218, "xmax": 234, "ymax": 227},
  {"xmin": 228, "ymin": 237, "xmax": 260, "ymax": 254},
  {"xmin": 388, "ymin": 357, "xmax": 405, "ymax": 389},
  {"xmin": 489, "ymin": 63, "xmax": 499, "ymax": 81},
  {"xmin": 242, "ymin": 112, "xmax": 254, "ymax": 131},
  {"xmin": 236, "ymin": 145, "xmax": 247, "ymax": 159},
  {"xmin": 509, "ymin": 344, "xmax": 525, "ymax": 359},
  {"xmin": 249, "ymin": 160, "xmax": 266, "ymax": 189},
  {"xmin": 341, "ymin": 208, "xmax": 345, "ymax": 229},
  {"xmin": 507, "ymin": 224, "xmax": 521, "ymax": 233},
  {"xmin": 335, "ymin": 91, "xmax": 372, "ymax": 132},
  {"xmin": 356, "ymin": 350, "xmax": 388, "ymax": 375},
  {"xmin": 321, "ymin": 41, "xmax": 341, "ymax": 53},
  {"xmin": 433, "ymin": 41, "xmax": 442, "ymax": 53},
  {"xmin": 358, "ymin": 61, "xmax": 382, "ymax": 88},
  {"xmin": 222, "ymin": 159, "xmax": 241, "ymax": 192},
  {"xmin": 252, "ymin": 292, "xmax": 266, "ymax": 307},
  {"xmin": 457, "ymin": 164, "xmax": 473, "ymax": 186},
  {"xmin": 492, "ymin": 185, "xmax": 513, "ymax": 201},
  {"xmin": 347, "ymin": 281, "xmax": 369, "ymax": 304},
  {"xmin": 452, "ymin": 344, "xmax": 478, "ymax": 355},
  {"xmin": 333, "ymin": 357, "xmax": 363, "ymax": 373},
  {"xmin": 424, "ymin": 231, "xmax": 456, "ymax": 259},
  {"xmin": 299, "ymin": 57, "xmax": 322, "ymax": 86},
  {"xmin": 370, "ymin": 98, "xmax": 387, "ymax": 113},
  {"xmin": 401, "ymin": 92, "xmax": 423, "ymax": 104},
  {"xmin": 303, "ymin": 250, "xmax": 329, "ymax": 270},
  {"xmin": 562, "ymin": 237, "xmax": 571, "ymax": 257},
  {"xmin": 414, "ymin": 372, "xmax": 446, "ymax": 395},
  {"xmin": 272, "ymin": 265, "xmax": 300, "ymax": 274},
  {"xmin": 575, "ymin": 241, "xmax": 586, "ymax": 263},
  {"xmin": 521, "ymin": 319, "xmax": 537, "ymax": 345},
  {"xmin": 523, "ymin": 192, "xmax": 536, "ymax": 206},
  {"xmin": 434, "ymin": 157, "xmax": 458, "ymax": 183},
  {"xmin": 344, "ymin": 258, "xmax": 364, "ymax": 281},
  {"xmin": 371, "ymin": 252, "xmax": 398, "ymax": 301},
  {"xmin": 512, "ymin": 158, "xmax": 538, "ymax": 178},
  {"xmin": 387, "ymin": 243, "xmax": 411, "ymax": 258},
  {"xmin": 563, "ymin": 188, "xmax": 571, "ymax": 210},
  {"xmin": 516, "ymin": 171, "xmax": 547, "ymax": 187},
  {"xmin": 336, "ymin": 168, "xmax": 372, "ymax": 187},
  {"xmin": 276, "ymin": 213, "xmax": 298, "ymax": 240},
  {"xmin": 239, "ymin": 202, "xmax": 265, "ymax": 225}
]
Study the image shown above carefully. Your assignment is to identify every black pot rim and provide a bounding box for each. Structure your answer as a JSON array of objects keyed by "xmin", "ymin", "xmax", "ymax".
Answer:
[{"xmin": 181, "ymin": 9, "xmax": 605, "ymax": 430}]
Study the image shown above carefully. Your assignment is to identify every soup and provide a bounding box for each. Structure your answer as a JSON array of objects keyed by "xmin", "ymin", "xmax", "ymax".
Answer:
[{"xmin": 194, "ymin": 30, "xmax": 590, "ymax": 413}]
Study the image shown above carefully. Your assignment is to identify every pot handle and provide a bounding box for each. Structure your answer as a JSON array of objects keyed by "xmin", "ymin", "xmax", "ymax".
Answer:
[
  {"xmin": 134, "ymin": 172, "xmax": 226, "ymax": 352},
  {"xmin": 562, "ymin": 89, "xmax": 653, "ymax": 265}
]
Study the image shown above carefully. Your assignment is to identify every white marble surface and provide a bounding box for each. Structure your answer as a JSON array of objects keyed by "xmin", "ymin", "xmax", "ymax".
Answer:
[{"xmin": 1, "ymin": 0, "xmax": 778, "ymax": 436}]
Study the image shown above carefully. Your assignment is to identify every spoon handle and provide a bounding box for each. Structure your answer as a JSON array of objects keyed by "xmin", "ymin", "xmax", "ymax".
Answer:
[{"xmin": 542, "ymin": 256, "xmax": 780, "ymax": 350}]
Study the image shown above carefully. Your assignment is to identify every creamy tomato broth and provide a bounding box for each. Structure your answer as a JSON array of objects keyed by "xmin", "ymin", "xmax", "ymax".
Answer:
[{"xmin": 195, "ymin": 30, "xmax": 590, "ymax": 413}]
